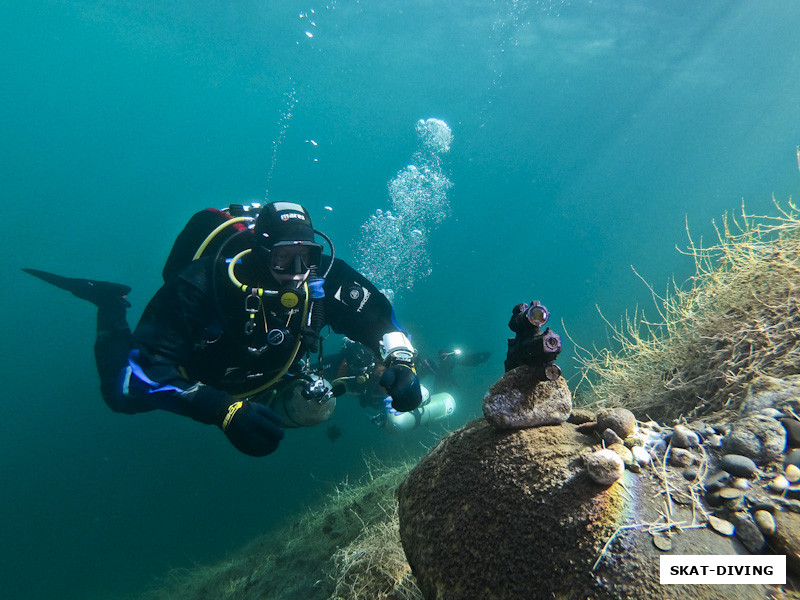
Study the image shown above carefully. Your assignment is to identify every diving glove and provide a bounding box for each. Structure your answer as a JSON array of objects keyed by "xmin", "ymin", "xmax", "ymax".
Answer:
[
  {"xmin": 379, "ymin": 332, "xmax": 422, "ymax": 413},
  {"xmin": 220, "ymin": 399, "xmax": 285, "ymax": 457}
]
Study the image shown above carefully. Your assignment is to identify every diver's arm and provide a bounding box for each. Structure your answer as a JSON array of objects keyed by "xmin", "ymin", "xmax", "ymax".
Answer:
[
  {"xmin": 323, "ymin": 258, "xmax": 422, "ymax": 411},
  {"xmin": 128, "ymin": 265, "xmax": 284, "ymax": 456},
  {"xmin": 322, "ymin": 258, "xmax": 406, "ymax": 353}
]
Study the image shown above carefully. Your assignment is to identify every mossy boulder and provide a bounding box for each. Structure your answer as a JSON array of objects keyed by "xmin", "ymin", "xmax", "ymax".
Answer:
[{"xmin": 397, "ymin": 418, "xmax": 773, "ymax": 600}]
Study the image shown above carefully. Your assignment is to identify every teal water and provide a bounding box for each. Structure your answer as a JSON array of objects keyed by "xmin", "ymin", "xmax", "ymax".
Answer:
[{"xmin": 2, "ymin": 1, "xmax": 799, "ymax": 598}]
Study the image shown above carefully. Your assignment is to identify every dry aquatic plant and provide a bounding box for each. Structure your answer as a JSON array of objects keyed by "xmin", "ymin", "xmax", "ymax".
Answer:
[
  {"xmin": 139, "ymin": 458, "xmax": 415, "ymax": 600},
  {"xmin": 574, "ymin": 196, "xmax": 800, "ymax": 421},
  {"xmin": 330, "ymin": 503, "xmax": 422, "ymax": 600}
]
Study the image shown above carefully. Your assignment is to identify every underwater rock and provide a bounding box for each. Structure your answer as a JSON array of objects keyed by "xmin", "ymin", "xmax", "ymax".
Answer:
[
  {"xmin": 723, "ymin": 416, "xmax": 786, "ymax": 464},
  {"xmin": 770, "ymin": 475, "xmax": 790, "ymax": 493},
  {"xmin": 782, "ymin": 417, "xmax": 800, "ymax": 448},
  {"xmin": 568, "ymin": 408, "xmax": 596, "ymax": 425},
  {"xmin": 786, "ymin": 448, "xmax": 800, "ymax": 469},
  {"xmin": 733, "ymin": 514, "xmax": 765, "ymax": 553},
  {"xmin": 597, "ymin": 407, "xmax": 636, "ymax": 439},
  {"xmin": 607, "ymin": 443, "xmax": 635, "ymax": 469},
  {"xmin": 707, "ymin": 515, "xmax": 735, "ymax": 536},
  {"xmin": 669, "ymin": 448, "xmax": 696, "ymax": 468},
  {"xmin": 586, "ymin": 448, "xmax": 626, "ymax": 485},
  {"xmin": 719, "ymin": 454, "xmax": 758, "ymax": 479},
  {"xmin": 630, "ymin": 445, "xmax": 651, "ymax": 467},
  {"xmin": 740, "ymin": 374, "xmax": 800, "ymax": 413},
  {"xmin": 753, "ymin": 510, "xmax": 776, "ymax": 536},
  {"xmin": 671, "ymin": 424, "xmax": 700, "ymax": 449},
  {"xmin": 482, "ymin": 367, "xmax": 571, "ymax": 429},
  {"xmin": 602, "ymin": 428, "xmax": 624, "ymax": 446},
  {"xmin": 398, "ymin": 420, "xmax": 627, "ymax": 599},
  {"xmin": 772, "ymin": 511, "xmax": 800, "ymax": 577},
  {"xmin": 397, "ymin": 417, "xmax": 773, "ymax": 600}
]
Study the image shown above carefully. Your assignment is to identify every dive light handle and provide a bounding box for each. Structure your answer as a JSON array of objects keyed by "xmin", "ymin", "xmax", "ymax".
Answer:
[{"xmin": 379, "ymin": 331, "xmax": 416, "ymax": 365}]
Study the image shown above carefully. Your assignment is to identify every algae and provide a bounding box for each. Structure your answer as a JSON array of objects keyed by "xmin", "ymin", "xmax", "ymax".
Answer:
[
  {"xmin": 574, "ymin": 197, "xmax": 800, "ymax": 421},
  {"xmin": 139, "ymin": 460, "xmax": 421, "ymax": 600}
]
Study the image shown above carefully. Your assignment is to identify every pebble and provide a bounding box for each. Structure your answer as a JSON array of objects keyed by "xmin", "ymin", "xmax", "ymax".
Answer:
[
  {"xmin": 719, "ymin": 454, "xmax": 758, "ymax": 479},
  {"xmin": 786, "ymin": 464, "xmax": 800, "ymax": 483},
  {"xmin": 690, "ymin": 421, "xmax": 716, "ymax": 438},
  {"xmin": 623, "ymin": 435, "xmax": 644, "ymax": 449},
  {"xmin": 734, "ymin": 515, "xmax": 766, "ymax": 552},
  {"xmin": 782, "ymin": 418, "xmax": 800, "ymax": 447},
  {"xmin": 603, "ymin": 428, "xmax": 623, "ymax": 446},
  {"xmin": 753, "ymin": 510, "xmax": 776, "ymax": 535},
  {"xmin": 703, "ymin": 470, "xmax": 728, "ymax": 492},
  {"xmin": 669, "ymin": 448, "xmax": 695, "ymax": 467},
  {"xmin": 731, "ymin": 478, "xmax": 750, "ymax": 490},
  {"xmin": 671, "ymin": 424, "xmax": 700, "ymax": 449},
  {"xmin": 705, "ymin": 434, "xmax": 723, "ymax": 448},
  {"xmin": 630, "ymin": 445, "xmax": 651, "ymax": 467},
  {"xmin": 770, "ymin": 475, "xmax": 790, "ymax": 493},
  {"xmin": 707, "ymin": 515, "xmax": 735, "ymax": 536},
  {"xmin": 719, "ymin": 487, "xmax": 743, "ymax": 501},
  {"xmin": 597, "ymin": 408, "xmax": 636, "ymax": 439},
  {"xmin": 652, "ymin": 533, "xmax": 672, "ymax": 551},
  {"xmin": 607, "ymin": 443, "xmax": 635, "ymax": 468},
  {"xmin": 751, "ymin": 500, "xmax": 778, "ymax": 513},
  {"xmin": 567, "ymin": 409, "xmax": 596, "ymax": 425},
  {"xmin": 585, "ymin": 449, "xmax": 625, "ymax": 486},
  {"xmin": 786, "ymin": 485, "xmax": 800, "ymax": 500},
  {"xmin": 785, "ymin": 448, "xmax": 800, "ymax": 469},
  {"xmin": 682, "ymin": 468, "xmax": 698, "ymax": 481}
]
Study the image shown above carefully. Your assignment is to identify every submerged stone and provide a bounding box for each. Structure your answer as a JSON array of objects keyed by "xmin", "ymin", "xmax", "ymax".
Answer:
[
  {"xmin": 482, "ymin": 367, "xmax": 572, "ymax": 429},
  {"xmin": 719, "ymin": 454, "xmax": 758, "ymax": 478}
]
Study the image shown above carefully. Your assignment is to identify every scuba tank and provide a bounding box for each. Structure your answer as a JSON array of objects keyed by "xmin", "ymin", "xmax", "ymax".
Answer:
[{"xmin": 375, "ymin": 386, "xmax": 456, "ymax": 433}]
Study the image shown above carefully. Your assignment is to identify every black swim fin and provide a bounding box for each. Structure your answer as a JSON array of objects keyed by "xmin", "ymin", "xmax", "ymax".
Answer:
[
  {"xmin": 456, "ymin": 351, "xmax": 491, "ymax": 367},
  {"xmin": 22, "ymin": 268, "xmax": 131, "ymax": 307}
]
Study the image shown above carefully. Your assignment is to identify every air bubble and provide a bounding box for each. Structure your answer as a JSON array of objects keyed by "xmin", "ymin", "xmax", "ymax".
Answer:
[{"xmin": 356, "ymin": 119, "xmax": 453, "ymax": 296}]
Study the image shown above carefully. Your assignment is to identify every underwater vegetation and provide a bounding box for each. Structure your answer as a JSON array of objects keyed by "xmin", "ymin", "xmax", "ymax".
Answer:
[
  {"xmin": 138, "ymin": 460, "xmax": 421, "ymax": 600},
  {"xmin": 575, "ymin": 197, "xmax": 800, "ymax": 422}
]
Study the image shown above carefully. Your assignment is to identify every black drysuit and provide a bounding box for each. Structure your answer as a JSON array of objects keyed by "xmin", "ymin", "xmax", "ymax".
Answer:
[{"xmin": 98, "ymin": 253, "xmax": 404, "ymax": 428}]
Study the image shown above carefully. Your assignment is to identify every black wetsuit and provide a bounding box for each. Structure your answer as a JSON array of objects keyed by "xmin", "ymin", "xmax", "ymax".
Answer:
[{"xmin": 98, "ymin": 254, "xmax": 403, "ymax": 427}]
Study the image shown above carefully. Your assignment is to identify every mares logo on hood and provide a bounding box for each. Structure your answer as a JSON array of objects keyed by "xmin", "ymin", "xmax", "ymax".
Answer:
[{"xmin": 280, "ymin": 212, "xmax": 307, "ymax": 222}]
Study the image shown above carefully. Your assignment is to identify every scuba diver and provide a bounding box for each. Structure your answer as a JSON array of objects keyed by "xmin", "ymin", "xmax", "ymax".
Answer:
[
  {"xmin": 323, "ymin": 338, "xmax": 489, "ymax": 433},
  {"xmin": 24, "ymin": 201, "xmax": 422, "ymax": 457},
  {"xmin": 423, "ymin": 347, "xmax": 491, "ymax": 393}
]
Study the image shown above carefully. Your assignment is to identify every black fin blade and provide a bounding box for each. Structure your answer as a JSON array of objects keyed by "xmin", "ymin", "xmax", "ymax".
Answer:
[{"xmin": 22, "ymin": 268, "xmax": 131, "ymax": 305}]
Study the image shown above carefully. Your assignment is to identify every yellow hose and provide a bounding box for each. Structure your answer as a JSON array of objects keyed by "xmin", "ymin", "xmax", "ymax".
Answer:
[
  {"xmin": 192, "ymin": 216, "xmax": 253, "ymax": 261},
  {"xmin": 233, "ymin": 282, "xmax": 310, "ymax": 399}
]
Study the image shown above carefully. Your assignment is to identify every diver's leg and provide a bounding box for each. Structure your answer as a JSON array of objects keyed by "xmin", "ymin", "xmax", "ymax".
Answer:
[
  {"xmin": 22, "ymin": 268, "xmax": 140, "ymax": 411},
  {"xmin": 94, "ymin": 298, "xmax": 133, "ymax": 409},
  {"xmin": 22, "ymin": 268, "xmax": 131, "ymax": 305}
]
